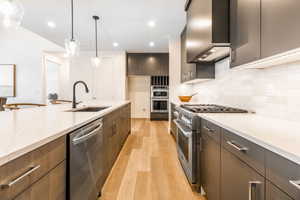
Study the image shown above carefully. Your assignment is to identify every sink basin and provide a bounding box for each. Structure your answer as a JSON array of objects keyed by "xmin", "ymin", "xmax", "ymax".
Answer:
[{"xmin": 66, "ymin": 106, "xmax": 110, "ymax": 112}]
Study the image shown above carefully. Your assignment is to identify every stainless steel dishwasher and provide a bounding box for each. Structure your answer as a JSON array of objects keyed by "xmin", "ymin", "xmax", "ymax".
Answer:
[{"xmin": 68, "ymin": 118, "xmax": 104, "ymax": 200}]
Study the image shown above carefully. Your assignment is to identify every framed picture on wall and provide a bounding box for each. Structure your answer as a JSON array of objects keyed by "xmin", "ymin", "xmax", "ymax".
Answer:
[{"xmin": 0, "ymin": 64, "xmax": 16, "ymax": 97}]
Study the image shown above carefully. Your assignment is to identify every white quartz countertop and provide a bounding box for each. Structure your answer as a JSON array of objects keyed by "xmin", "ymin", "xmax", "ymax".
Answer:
[
  {"xmin": 0, "ymin": 101, "xmax": 130, "ymax": 166},
  {"xmin": 198, "ymin": 113, "xmax": 300, "ymax": 165},
  {"xmin": 171, "ymin": 101, "xmax": 300, "ymax": 165}
]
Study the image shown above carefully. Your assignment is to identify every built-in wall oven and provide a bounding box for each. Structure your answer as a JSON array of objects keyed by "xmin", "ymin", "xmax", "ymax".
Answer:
[
  {"xmin": 151, "ymin": 86, "xmax": 169, "ymax": 99},
  {"xmin": 151, "ymin": 99, "xmax": 168, "ymax": 113}
]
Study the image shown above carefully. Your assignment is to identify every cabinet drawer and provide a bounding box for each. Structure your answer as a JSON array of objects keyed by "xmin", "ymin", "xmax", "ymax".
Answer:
[
  {"xmin": 266, "ymin": 181, "xmax": 294, "ymax": 200},
  {"xmin": 201, "ymin": 119, "xmax": 221, "ymax": 143},
  {"xmin": 266, "ymin": 151, "xmax": 300, "ymax": 200},
  {"xmin": 0, "ymin": 136, "xmax": 66, "ymax": 200},
  {"xmin": 14, "ymin": 161, "xmax": 66, "ymax": 200},
  {"xmin": 222, "ymin": 129, "xmax": 265, "ymax": 175}
]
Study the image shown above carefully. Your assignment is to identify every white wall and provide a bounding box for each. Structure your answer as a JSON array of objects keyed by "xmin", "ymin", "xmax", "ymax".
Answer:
[
  {"xmin": 192, "ymin": 58, "xmax": 300, "ymax": 122},
  {"xmin": 67, "ymin": 51, "xmax": 127, "ymax": 102},
  {"xmin": 128, "ymin": 76, "xmax": 151, "ymax": 118},
  {"xmin": 0, "ymin": 27, "xmax": 64, "ymax": 103},
  {"xmin": 169, "ymin": 36, "xmax": 193, "ymax": 104}
]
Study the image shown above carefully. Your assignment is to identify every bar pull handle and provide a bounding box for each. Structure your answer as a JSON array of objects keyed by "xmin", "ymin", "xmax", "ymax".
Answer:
[
  {"xmin": 227, "ymin": 141, "xmax": 249, "ymax": 152},
  {"xmin": 289, "ymin": 180, "xmax": 300, "ymax": 190},
  {"xmin": 249, "ymin": 181, "xmax": 262, "ymax": 200},
  {"xmin": 1, "ymin": 165, "xmax": 40, "ymax": 189}
]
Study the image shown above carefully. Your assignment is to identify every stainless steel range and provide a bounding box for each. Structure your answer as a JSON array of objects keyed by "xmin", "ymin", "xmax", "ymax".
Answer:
[{"xmin": 174, "ymin": 104, "xmax": 248, "ymax": 188}]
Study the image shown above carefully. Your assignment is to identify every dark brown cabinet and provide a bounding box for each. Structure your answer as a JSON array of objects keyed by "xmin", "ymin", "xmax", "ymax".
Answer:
[
  {"xmin": 266, "ymin": 151, "xmax": 300, "ymax": 200},
  {"xmin": 14, "ymin": 162, "xmax": 66, "ymax": 200},
  {"xmin": 0, "ymin": 137, "xmax": 66, "ymax": 200},
  {"xmin": 261, "ymin": 0, "xmax": 300, "ymax": 58},
  {"xmin": 221, "ymin": 148, "xmax": 265, "ymax": 200},
  {"xmin": 200, "ymin": 130, "xmax": 221, "ymax": 200},
  {"xmin": 102, "ymin": 103, "xmax": 131, "ymax": 187},
  {"xmin": 267, "ymin": 181, "xmax": 294, "ymax": 200},
  {"xmin": 230, "ymin": 0, "xmax": 261, "ymax": 67},
  {"xmin": 181, "ymin": 27, "xmax": 197, "ymax": 82},
  {"xmin": 127, "ymin": 53, "xmax": 169, "ymax": 76}
]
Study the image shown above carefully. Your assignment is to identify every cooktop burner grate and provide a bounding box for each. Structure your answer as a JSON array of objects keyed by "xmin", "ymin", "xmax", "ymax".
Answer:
[{"xmin": 180, "ymin": 104, "xmax": 248, "ymax": 113}]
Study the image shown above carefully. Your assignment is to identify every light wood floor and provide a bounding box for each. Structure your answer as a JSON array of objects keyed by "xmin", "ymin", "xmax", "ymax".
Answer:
[{"xmin": 100, "ymin": 119, "xmax": 204, "ymax": 200}]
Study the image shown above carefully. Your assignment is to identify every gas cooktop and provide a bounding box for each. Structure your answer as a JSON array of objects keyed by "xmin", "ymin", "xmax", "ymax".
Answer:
[{"xmin": 180, "ymin": 104, "xmax": 248, "ymax": 113}]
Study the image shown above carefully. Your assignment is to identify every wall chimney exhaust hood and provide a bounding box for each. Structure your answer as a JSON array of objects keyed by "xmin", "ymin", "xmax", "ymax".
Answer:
[{"xmin": 185, "ymin": 0, "xmax": 230, "ymax": 63}]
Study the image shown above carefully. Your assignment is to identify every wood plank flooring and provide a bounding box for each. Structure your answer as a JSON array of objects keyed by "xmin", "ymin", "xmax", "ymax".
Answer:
[{"xmin": 100, "ymin": 119, "xmax": 204, "ymax": 200}]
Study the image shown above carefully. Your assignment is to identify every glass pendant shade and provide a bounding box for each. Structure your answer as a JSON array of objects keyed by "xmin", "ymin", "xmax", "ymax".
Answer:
[
  {"xmin": 0, "ymin": 0, "xmax": 24, "ymax": 28},
  {"xmin": 91, "ymin": 56, "xmax": 101, "ymax": 68},
  {"xmin": 65, "ymin": 39, "xmax": 80, "ymax": 57}
]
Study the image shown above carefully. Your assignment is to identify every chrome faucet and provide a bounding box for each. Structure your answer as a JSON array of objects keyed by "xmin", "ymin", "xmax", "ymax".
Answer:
[{"xmin": 72, "ymin": 81, "xmax": 89, "ymax": 109}]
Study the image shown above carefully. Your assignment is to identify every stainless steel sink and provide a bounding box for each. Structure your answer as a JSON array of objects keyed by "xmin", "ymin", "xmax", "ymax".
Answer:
[{"xmin": 66, "ymin": 106, "xmax": 110, "ymax": 112}]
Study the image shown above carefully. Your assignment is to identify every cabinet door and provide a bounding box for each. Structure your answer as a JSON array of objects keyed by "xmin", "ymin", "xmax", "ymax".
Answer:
[
  {"xmin": 267, "ymin": 181, "xmax": 294, "ymax": 200},
  {"xmin": 221, "ymin": 148, "xmax": 265, "ymax": 200},
  {"xmin": 230, "ymin": 0, "xmax": 261, "ymax": 67},
  {"xmin": 157, "ymin": 54, "xmax": 169, "ymax": 76},
  {"xmin": 261, "ymin": 0, "xmax": 300, "ymax": 58},
  {"xmin": 127, "ymin": 54, "xmax": 141, "ymax": 75},
  {"xmin": 14, "ymin": 161, "xmax": 66, "ymax": 200},
  {"xmin": 200, "ymin": 133, "xmax": 221, "ymax": 200},
  {"xmin": 181, "ymin": 27, "xmax": 196, "ymax": 83}
]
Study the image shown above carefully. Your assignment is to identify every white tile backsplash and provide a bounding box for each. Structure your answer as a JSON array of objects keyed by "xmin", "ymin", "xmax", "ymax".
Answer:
[{"xmin": 192, "ymin": 58, "xmax": 300, "ymax": 122}]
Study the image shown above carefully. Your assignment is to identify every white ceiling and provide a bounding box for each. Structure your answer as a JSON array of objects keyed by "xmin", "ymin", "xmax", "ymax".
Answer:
[{"xmin": 21, "ymin": 0, "xmax": 186, "ymax": 52}]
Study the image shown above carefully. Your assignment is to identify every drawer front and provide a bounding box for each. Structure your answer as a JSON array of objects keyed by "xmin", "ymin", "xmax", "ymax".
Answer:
[
  {"xmin": 222, "ymin": 129, "xmax": 265, "ymax": 175},
  {"xmin": 0, "ymin": 136, "xmax": 66, "ymax": 200},
  {"xmin": 266, "ymin": 181, "xmax": 294, "ymax": 200},
  {"xmin": 266, "ymin": 151, "xmax": 300, "ymax": 200},
  {"xmin": 14, "ymin": 161, "xmax": 66, "ymax": 200},
  {"xmin": 201, "ymin": 119, "xmax": 221, "ymax": 143}
]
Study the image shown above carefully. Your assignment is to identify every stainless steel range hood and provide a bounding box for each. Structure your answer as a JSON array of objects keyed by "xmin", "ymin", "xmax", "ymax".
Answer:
[{"xmin": 185, "ymin": 0, "xmax": 230, "ymax": 63}]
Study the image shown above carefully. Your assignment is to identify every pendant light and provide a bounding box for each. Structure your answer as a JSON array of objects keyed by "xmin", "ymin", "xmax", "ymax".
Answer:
[
  {"xmin": 0, "ymin": 0, "xmax": 24, "ymax": 28},
  {"xmin": 91, "ymin": 15, "xmax": 100, "ymax": 67},
  {"xmin": 65, "ymin": 0, "xmax": 79, "ymax": 56}
]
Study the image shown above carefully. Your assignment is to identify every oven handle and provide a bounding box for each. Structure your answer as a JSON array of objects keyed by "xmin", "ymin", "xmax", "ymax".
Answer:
[{"xmin": 173, "ymin": 120, "xmax": 192, "ymax": 137}]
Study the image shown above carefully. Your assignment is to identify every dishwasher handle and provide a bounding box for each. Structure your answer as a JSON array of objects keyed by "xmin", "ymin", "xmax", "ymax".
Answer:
[{"xmin": 72, "ymin": 121, "xmax": 103, "ymax": 145}]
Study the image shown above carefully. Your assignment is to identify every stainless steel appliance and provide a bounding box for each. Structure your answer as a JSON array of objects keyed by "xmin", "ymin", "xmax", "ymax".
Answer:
[
  {"xmin": 69, "ymin": 118, "xmax": 104, "ymax": 200},
  {"xmin": 174, "ymin": 104, "xmax": 248, "ymax": 187},
  {"xmin": 151, "ymin": 99, "xmax": 168, "ymax": 113},
  {"xmin": 151, "ymin": 86, "xmax": 169, "ymax": 99}
]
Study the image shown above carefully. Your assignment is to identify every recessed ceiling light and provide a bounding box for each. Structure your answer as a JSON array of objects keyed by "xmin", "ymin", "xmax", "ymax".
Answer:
[
  {"xmin": 149, "ymin": 42, "xmax": 155, "ymax": 47},
  {"xmin": 148, "ymin": 20, "xmax": 156, "ymax": 28},
  {"xmin": 47, "ymin": 21, "xmax": 56, "ymax": 28},
  {"xmin": 113, "ymin": 42, "xmax": 119, "ymax": 47}
]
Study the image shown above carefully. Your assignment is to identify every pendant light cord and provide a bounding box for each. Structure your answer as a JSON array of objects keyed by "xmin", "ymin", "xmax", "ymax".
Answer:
[
  {"xmin": 93, "ymin": 16, "xmax": 99, "ymax": 57},
  {"xmin": 95, "ymin": 18, "xmax": 98, "ymax": 57},
  {"xmin": 71, "ymin": 0, "xmax": 74, "ymax": 41}
]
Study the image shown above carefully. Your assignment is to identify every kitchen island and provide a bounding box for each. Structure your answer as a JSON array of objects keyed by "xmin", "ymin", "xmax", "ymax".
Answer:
[{"xmin": 0, "ymin": 101, "xmax": 131, "ymax": 200}]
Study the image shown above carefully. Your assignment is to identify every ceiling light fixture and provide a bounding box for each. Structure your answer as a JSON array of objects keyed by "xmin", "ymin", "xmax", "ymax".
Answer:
[
  {"xmin": 148, "ymin": 20, "xmax": 156, "ymax": 28},
  {"xmin": 149, "ymin": 41, "xmax": 155, "ymax": 47},
  {"xmin": 65, "ymin": 0, "xmax": 80, "ymax": 57},
  {"xmin": 47, "ymin": 21, "xmax": 56, "ymax": 28},
  {"xmin": 91, "ymin": 15, "xmax": 100, "ymax": 67},
  {"xmin": 0, "ymin": 0, "xmax": 24, "ymax": 28},
  {"xmin": 113, "ymin": 42, "xmax": 119, "ymax": 47}
]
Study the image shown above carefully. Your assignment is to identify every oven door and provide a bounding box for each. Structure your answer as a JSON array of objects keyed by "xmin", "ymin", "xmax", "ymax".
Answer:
[
  {"xmin": 151, "ymin": 90, "xmax": 169, "ymax": 99},
  {"xmin": 174, "ymin": 120, "xmax": 195, "ymax": 184},
  {"xmin": 151, "ymin": 99, "xmax": 168, "ymax": 113}
]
